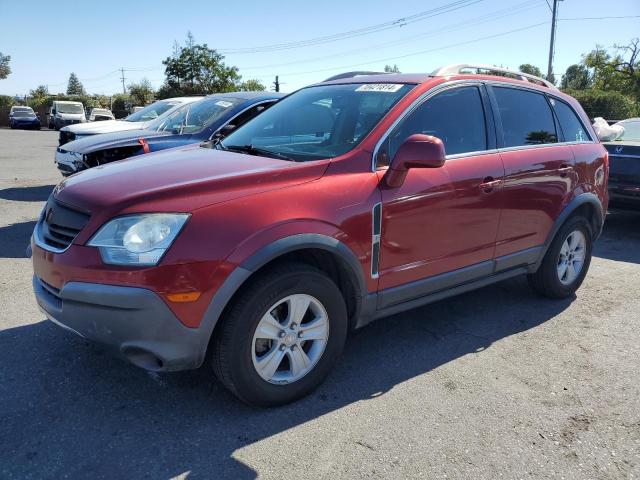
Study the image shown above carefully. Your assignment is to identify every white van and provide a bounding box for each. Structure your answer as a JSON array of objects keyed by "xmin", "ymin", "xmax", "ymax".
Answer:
[{"xmin": 48, "ymin": 101, "xmax": 86, "ymax": 130}]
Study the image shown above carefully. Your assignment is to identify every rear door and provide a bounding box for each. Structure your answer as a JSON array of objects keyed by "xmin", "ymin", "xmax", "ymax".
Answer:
[{"xmin": 489, "ymin": 85, "xmax": 575, "ymax": 260}]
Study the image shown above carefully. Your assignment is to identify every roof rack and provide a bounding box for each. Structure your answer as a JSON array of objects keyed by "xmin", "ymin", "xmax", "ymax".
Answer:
[
  {"xmin": 431, "ymin": 64, "xmax": 558, "ymax": 89},
  {"xmin": 323, "ymin": 71, "xmax": 386, "ymax": 82}
]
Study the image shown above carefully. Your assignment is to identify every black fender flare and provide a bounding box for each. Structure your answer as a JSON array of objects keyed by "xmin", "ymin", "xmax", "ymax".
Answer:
[
  {"xmin": 194, "ymin": 234, "xmax": 367, "ymax": 365},
  {"xmin": 531, "ymin": 192, "xmax": 604, "ymax": 271}
]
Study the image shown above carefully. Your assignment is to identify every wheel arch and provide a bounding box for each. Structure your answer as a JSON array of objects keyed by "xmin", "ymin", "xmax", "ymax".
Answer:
[
  {"xmin": 197, "ymin": 234, "xmax": 368, "ymax": 363},
  {"xmin": 532, "ymin": 192, "xmax": 604, "ymax": 271}
]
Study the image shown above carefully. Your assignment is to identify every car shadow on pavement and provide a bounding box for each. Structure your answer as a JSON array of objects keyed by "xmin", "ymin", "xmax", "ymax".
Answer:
[
  {"xmin": 0, "ymin": 276, "xmax": 573, "ymax": 479},
  {"xmin": 0, "ymin": 221, "xmax": 35, "ymax": 258},
  {"xmin": 593, "ymin": 210, "xmax": 640, "ymax": 264},
  {"xmin": 0, "ymin": 185, "xmax": 54, "ymax": 202}
]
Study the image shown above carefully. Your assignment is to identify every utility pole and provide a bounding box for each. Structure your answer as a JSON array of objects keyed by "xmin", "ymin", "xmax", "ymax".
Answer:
[
  {"xmin": 120, "ymin": 68, "xmax": 127, "ymax": 94},
  {"xmin": 273, "ymin": 75, "xmax": 280, "ymax": 92},
  {"xmin": 546, "ymin": 0, "xmax": 559, "ymax": 82}
]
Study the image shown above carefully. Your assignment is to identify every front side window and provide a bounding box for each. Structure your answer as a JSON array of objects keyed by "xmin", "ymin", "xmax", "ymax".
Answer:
[
  {"xmin": 125, "ymin": 101, "xmax": 179, "ymax": 122},
  {"xmin": 377, "ymin": 86, "xmax": 488, "ymax": 167},
  {"xmin": 150, "ymin": 97, "xmax": 243, "ymax": 134},
  {"xmin": 550, "ymin": 98, "xmax": 591, "ymax": 142},
  {"xmin": 219, "ymin": 83, "xmax": 415, "ymax": 162},
  {"xmin": 493, "ymin": 87, "xmax": 557, "ymax": 147}
]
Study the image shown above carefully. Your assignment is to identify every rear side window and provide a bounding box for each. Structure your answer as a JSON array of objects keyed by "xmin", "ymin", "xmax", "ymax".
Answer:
[
  {"xmin": 378, "ymin": 86, "xmax": 487, "ymax": 166},
  {"xmin": 549, "ymin": 98, "xmax": 591, "ymax": 142},
  {"xmin": 493, "ymin": 87, "xmax": 558, "ymax": 147}
]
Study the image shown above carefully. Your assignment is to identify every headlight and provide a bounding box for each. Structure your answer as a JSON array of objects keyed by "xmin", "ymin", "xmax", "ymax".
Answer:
[{"xmin": 88, "ymin": 213, "xmax": 189, "ymax": 266}]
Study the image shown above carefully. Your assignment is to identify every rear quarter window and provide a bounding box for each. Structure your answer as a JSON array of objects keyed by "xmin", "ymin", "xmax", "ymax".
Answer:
[{"xmin": 549, "ymin": 98, "xmax": 592, "ymax": 142}]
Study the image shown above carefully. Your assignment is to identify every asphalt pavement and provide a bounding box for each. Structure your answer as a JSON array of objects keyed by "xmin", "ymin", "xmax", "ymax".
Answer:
[{"xmin": 0, "ymin": 128, "xmax": 638, "ymax": 479}]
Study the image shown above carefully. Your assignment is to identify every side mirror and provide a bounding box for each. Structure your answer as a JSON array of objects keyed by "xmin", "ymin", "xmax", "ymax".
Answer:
[
  {"xmin": 384, "ymin": 134, "xmax": 445, "ymax": 188},
  {"xmin": 218, "ymin": 123, "xmax": 236, "ymax": 137}
]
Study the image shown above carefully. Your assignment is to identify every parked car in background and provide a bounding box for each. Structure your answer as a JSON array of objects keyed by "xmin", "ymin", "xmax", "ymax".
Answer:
[
  {"xmin": 9, "ymin": 106, "xmax": 40, "ymax": 130},
  {"xmin": 55, "ymin": 92, "xmax": 284, "ymax": 175},
  {"xmin": 48, "ymin": 101, "xmax": 86, "ymax": 130},
  {"xmin": 87, "ymin": 107, "xmax": 115, "ymax": 122},
  {"xmin": 57, "ymin": 98, "xmax": 202, "ymax": 146},
  {"xmin": 603, "ymin": 118, "xmax": 640, "ymax": 210},
  {"xmin": 31, "ymin": 65, "xmax": 607, "ymax": 406},
  {"xmin": 132, "ymin": 106, "xmax": 144, "ymax": 113}
]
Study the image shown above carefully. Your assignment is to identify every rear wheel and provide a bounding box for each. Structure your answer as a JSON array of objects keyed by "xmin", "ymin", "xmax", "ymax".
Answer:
[
  {"xmin": 211, "ymin": 263, "xmax": 348, "ymax": 407},
  {"xmin": 528, "ymin": 215, "xmax": 592, "ymax": 298}
]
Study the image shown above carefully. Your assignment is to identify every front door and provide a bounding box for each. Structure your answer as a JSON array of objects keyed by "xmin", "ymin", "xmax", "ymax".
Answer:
[{"xmin": 374, "ymin": 84, "xmax": 504, "ymax": 303}]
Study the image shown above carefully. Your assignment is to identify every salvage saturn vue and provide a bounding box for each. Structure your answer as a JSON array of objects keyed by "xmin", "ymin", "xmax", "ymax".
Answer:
[{"xmin": 31, "ymin": 65, "xmax": 608, "ymax": 406}]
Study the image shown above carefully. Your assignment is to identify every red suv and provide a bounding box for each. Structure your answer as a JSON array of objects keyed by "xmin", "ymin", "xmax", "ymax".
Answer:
[{"xmin": 31, "ymin": 65, "xmax": 608, "ymax": 406}]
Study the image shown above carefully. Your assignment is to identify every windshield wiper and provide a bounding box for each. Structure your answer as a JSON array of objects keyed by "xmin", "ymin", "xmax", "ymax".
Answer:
[{"xmin": 222, "ymin": 144, "xmax": 295, "ymax": 161}]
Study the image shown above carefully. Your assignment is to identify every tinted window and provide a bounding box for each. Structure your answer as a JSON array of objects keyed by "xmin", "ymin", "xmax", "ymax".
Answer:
[
  {"xmin": 550, "ymin": 98, "xmax": 591, "ymax": 142},
  {"xmin": 494, "ymin": 87, "xmax": 557, "ymax": 147},
  {"xmin": 377, "ymin": 86, "xmax": 487, "ymax": 167}
]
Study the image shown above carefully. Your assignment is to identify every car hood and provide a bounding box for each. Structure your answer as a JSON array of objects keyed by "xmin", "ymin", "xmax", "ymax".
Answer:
[
  {"xmin": 61, "ymin": 129, "xmax": 170, "ymax": 153},
  {"xmin": 62, "ymin": 120, "xmax": 144, "ymax": 135},
  {"xmin": 54, "ymin": 146, "xmax": 328, "ymax": 220},
  {"xmin": 14, "ymin": 115, "xmax": 38, "ymax": 121}
]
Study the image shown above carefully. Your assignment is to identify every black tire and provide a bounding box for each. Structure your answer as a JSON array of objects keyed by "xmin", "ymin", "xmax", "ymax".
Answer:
[
  {"xmin": 528, "ymin": 215, "xmax": 593, "ymax": 298},
  {"xmin": 211, "ymin": 262, "xmax": 348, "ymax": 407}
]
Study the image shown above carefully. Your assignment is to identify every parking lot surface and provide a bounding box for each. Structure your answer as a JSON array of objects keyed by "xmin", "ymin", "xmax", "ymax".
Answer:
[{"xmin": 0, "ymin": 128, "xmax": 638, "ymax": 479}]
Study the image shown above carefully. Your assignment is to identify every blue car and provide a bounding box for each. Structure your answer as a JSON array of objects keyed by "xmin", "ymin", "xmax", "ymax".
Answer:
[
  {"xmin": 55, "ymin": 92, "xmax": 284, "ymax": 176},
  {"xmin": 9, "ymin": 106, "xmax": 41, "ymax": 129}
]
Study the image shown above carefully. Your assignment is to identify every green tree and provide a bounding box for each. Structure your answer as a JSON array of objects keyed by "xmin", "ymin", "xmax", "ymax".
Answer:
[
  {"xmin": 519, "ymin": 64, "xmax": 543, "ymax": 77},
  {"xmin": 564, "ymin": 88, "xmax": 638, "ymax": 119},
  {"xmin": 30, "ymin": 85, "xmax": 49, "ymax": 99},
  {"xmin": 560, "ymin": 64, "xmax": 592, "ymax": 90},
  {"xmin": 128, "ymin": 78, "xmax": 155, "ymax": 105},
  {"xmin": 66, "ymin": 73, "xmax": 85, "ymax": 95},
  {"xmin": 0, "ymin": 52, "xmax": 10, "ymax": 79},
  {"xmin": 159, "ymin": 32, "xmax": 240, "ymax": 97},
  {"xmin": 238, "ymin": 79, "xmax": 266, "ymax": 91},
  {"xmin": 384, "ymin": 64, "xmax": 401, "ymax": 73}
]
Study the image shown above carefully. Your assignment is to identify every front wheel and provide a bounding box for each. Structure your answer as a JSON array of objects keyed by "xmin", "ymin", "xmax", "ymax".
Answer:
[
  {"xmin": 211, "ymin": 263, "xmax": 348, "ymax": 407},
  {"xmin": 528, "ymin": 216, "xmax": 593, "ymax": 298}
]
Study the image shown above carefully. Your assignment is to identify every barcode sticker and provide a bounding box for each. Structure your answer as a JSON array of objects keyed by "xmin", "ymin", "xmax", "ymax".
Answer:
[
  {"xmin": 355, "ymin": 84, "xmax": 403, "ymax": 93},
  {"xmin": 216, "ymin": 100, "xmax": 233, "ymax": 108}
]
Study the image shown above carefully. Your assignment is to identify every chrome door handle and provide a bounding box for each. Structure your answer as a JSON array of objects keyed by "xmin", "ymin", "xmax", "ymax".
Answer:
[
  {"xmin": 558, "ymin": 164, "xmax": 572, "ymax": 177},
  {"xmin": 480, "ymin": 177, "xmax": 502, "ymax": 193}
]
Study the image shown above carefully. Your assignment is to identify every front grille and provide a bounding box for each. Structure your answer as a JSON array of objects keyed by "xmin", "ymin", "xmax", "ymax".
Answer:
[
  {"xmin": 39, "ymin": 197, "xmax": 89, "ymax": 250},
  {"xmin": 59, "ymin": 130, "xmax": 76, "ymax": 146}
]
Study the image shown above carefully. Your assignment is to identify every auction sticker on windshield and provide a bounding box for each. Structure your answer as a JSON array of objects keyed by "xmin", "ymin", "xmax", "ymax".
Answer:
[{"xmin": 355, "ymin": 84, "xmax": 403, "ymax": 92}]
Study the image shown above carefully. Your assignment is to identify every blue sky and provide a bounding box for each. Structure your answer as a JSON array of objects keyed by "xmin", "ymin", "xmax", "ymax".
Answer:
[{"xmin": 0, "ymin": 0, "xmax": 638, "ymax": 96}]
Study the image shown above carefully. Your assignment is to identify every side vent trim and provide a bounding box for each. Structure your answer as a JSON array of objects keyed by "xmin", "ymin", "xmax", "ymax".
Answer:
[{"xmin": 371, "ymin": 202, "xmax": 382, "ymax": 278}]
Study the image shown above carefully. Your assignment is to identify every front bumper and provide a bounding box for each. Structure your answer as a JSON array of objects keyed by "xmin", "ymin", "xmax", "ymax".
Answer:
[
  {"xmin": 12, "ymin": 120, "xmax": 41, "ymax": 129},
  {"xmin": 33, "ymin": 275, "xmax": 209, "ymax": 371},
  {"xmin": 55, "ymin": 148, "xmax": 83, "ymax": 175}
]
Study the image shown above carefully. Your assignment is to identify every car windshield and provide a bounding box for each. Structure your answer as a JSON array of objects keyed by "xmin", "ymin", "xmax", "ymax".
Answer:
[
  {"xmin": 219, "ymin": 83, "xmax": 415, "ymax": 161},
  {"xmin": 57, "ymin": 103, "xmax": 83, "ymax": 114},
  {"xmin": 92, "ymin": 109, "xmax": 109, "ymax": 115},
  {"xmin": 125, "ymin": 101, "xmax": 179, "ymax": 122},
  {"xmin": 615, "ymin": 120, "xmax": 640, "ymax": 142},
  {"xmin": 149, "ymin": 97, "xmax": 243, "ymax": 134},
  {"xmin": 13, "ymin": 110, "xmax": 34, "ymax": 117}
]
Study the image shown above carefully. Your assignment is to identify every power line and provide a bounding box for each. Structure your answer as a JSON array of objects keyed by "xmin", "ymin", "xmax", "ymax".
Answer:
[
  {"xmin": 274, "ymin": 21, "xmax": 550, "ymax": 79},
  {"xmin": 219, "ymin": 0, "xmax": 485, "ymax": 54},
  {"xmin": 239, "ymin": 0, "xmax": 542, "ymax": 71},
  {"xmin": 558, "ymin": 15, "xmax": 640, "ymax": 21}
]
